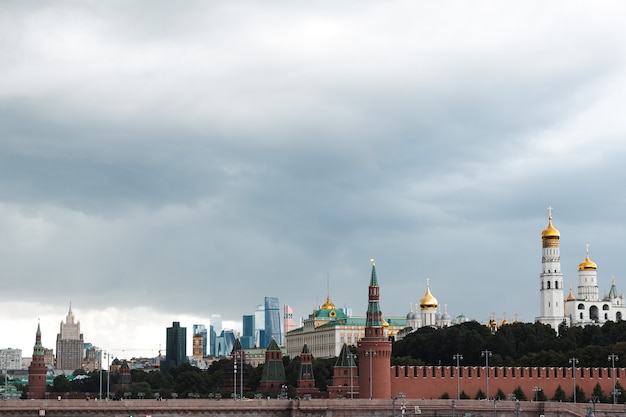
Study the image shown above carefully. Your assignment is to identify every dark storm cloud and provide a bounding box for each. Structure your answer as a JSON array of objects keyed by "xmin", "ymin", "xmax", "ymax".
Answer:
[{"xmin": 2, "ymin": 0, "xmax": 626, "ymax": 354}]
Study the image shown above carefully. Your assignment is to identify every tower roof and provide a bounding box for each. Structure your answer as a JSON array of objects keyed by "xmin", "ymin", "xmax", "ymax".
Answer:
[
  {"xmin": 419, "ymin": 281, "xmax": 438, "ymax": 311},
  {"xmin": 578, "ymin": 244, "xmax": 597, "ymax": 271},
  {"xmin": 541, "ymin": 207, "xmax": 560, "ymax": 239},
  {"xmin": 334, "ymin": 343, "xmax": 357, "ymax": 368}
]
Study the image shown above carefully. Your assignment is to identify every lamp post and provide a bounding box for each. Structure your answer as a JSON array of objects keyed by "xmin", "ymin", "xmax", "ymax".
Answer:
[
  {"xmin": 98, "ymin": 349, "xmax": 103, "ymax": 400},
  {"xmin": 350, "ymin": 353, "xmax": 357, "ymax": 400},
  {"xmin": 533, "ymin": 386, "xmax": 541, "ymax": 402},
  {"xmin": 609, "ymin": 354, "xmax": 619, "ymax": 404},
  {"xmin": 482, "ymin": 350, "xmax": 492, "ymax": 399},
  {"xmin": 452, "ymin": 400, "xmax": 456, "ymax": 417},
  {"xmin": 453, "ymin": 354, "xmax": 463, "ymax": 400},
  {"xmin": 365, "ymin": 349, "xmax": 377, "ymax": 400},
  {"xmin": 569, "ymin": 357, "xmax": 579, "ymax": 403},
  {"xmin": 233, "ymin": 350, "xmax": 237, "ymax": 400},
  {"xmin": 240, "ymin": 347, "xmax": 243, "ymax": 400},
  {"xmin": 106, "ymin": 352, "xmax": 110, "ymax": 400}
]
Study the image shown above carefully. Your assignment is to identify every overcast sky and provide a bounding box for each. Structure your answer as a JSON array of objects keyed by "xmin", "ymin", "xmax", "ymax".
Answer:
[{"xmin": 2, "ymin": 1, "xmax": 626, "ymax": 360}]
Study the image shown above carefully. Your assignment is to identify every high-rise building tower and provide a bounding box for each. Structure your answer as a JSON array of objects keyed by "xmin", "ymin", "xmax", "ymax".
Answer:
[
  {"xmin": 536, "ymin": 207, "xmax": 566, "ymax": 329},
  {"xmin": 28, "ymin": 322, "xmax": 47, "ymax": 399},
  {"xmin": 357, "ymin": 259, "xmax": 391, "ymax": 399},
  {"xmin": 210, "ymin": 315, "xmax": 222, "ymax": 357},
  {"xmin": 241, "ymin": 314, "xmax": 255, "ymax": 349},
  {"xmin": 55, "ymin": 304, "xmax": 84, "ymax": 372},
  {"xmin": 192, "ymin": 324, "xmax": 208, "ymax": 357},
  {"xmin": 264, "ymin": 297, "xmax": 282, "ymax": 347},
  {"xmin": 283, "ymin": 304, "xmax": 297, "ymax": 337},
  {"xmin": 161, "ymin": 321, "xmax": 187, "ymax": 373}
]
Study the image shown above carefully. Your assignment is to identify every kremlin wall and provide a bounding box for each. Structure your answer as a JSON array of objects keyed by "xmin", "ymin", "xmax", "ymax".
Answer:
[{"xmin": 389, "ymin": 364, "xmax": 622, "ymax": 400}]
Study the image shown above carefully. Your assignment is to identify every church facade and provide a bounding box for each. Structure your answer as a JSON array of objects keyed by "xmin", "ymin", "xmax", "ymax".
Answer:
[{"xmin": 536, "ymin": 208, "xmax": 625, "ymax": 329}]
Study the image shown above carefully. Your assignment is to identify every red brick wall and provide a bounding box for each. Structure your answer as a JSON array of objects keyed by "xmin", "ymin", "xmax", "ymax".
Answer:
[{"xmin": 390, "ymin": 365, "xmax": 623, "ymax": 400}]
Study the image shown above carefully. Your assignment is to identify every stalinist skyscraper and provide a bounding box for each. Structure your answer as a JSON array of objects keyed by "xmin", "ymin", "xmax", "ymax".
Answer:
[{"xmin": 56, "ymin": 304, "xmax": 84, "ymax": 372}]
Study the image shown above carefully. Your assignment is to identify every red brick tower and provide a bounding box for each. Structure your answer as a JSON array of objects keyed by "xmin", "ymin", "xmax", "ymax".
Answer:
[
  {"xmin": 328, "ymin": 343, "xmax": 359, "ymax": 399},
  {"xmin": 357, "ymin": 259, "xmax": 391, "ymax": 399},
  {"xmin": 296, "ymin": 343, "xmax": 322, "ymax": 398},
  {"xmin": 28, "ymin": 322, "xmax": 48, "ymax": 399}
]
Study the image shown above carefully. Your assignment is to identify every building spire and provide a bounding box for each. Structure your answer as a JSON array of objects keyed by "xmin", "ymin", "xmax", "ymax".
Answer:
[{"xmin": 365, "ymin": 259, "xmax": 382, "ymax": 327}]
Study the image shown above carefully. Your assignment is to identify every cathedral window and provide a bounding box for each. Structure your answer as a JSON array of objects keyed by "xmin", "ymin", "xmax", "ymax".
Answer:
[
  {"xmin": 547, "ymin": 282, "xmax": 551, "ymax": 289},
  {"xmin": 555, "ymin": 282, "xmax": 559, "ymax": 289},
  {"xmin": 603, "ymin": 304, "xmax": 610, "ymax": 310},
  {"xmin": 578, "ymin": 304, "xmax": 585, "ymax": 310}
]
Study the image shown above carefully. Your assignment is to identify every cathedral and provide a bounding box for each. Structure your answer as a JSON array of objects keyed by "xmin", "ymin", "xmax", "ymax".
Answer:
[{"xmin": 536, "ymin": 207, "xmax": 625, "ymax": 329}]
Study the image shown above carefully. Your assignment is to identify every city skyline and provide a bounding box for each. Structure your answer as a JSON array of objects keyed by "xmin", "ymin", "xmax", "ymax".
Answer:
[{"xmin": 3, "ymin": 2, "xmax": 626, "ymax": 361}]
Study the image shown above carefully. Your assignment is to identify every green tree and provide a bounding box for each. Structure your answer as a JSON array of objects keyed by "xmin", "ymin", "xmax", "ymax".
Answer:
[
  {"xmin": 52, "ymin": 375, "xmax": 72, "ymax": 393},
  {"xmin": 496, "ymin": 388, "xmax": 506, "ymax": 400},
  {"xmin": 592, "ymin": 382, "xmax": 608, "ymax": 403},
  {"xmin": 552, "ymin": 385, "xmax": 567, "ymax": 402},
  {"xmin": 574, "ymin": 385, "xmax": 587, "ymax": 403},
  {"xmin": 513, "ymin": 386, "xmax": 527, "ymax": 401},
  {"xmin": 440, "ymin": 392, "xmax": 450, "ymax": 399},
  {"xmin": 475, "ymin": 388, "xmax": 486, "ymax": 400},
  {"xmin": 460, "ymin": 391, "xmax": 470, "ymax": 400}
]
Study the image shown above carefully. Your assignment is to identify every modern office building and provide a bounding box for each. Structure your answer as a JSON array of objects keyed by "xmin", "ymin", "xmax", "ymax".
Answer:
[
  {"xmin": 210, "ymin": 315, "xmax": 222, "ymax": 357},
  {"xmin": 241, "ymin": 315, "xmax": 255, "ymax": 349},
  {"xmin": 255, "ymin": 304, "xmax": 265, "ymax": 348},
  {"xmin": 160, "ymin": 321, "xmax": 187, "ymax": 373},
  {"xmin": 55, "ymin": 305, "xmax": 84, "ymax": 373},
  {"xmin": 192, "ymin": 324, "xmax": 208, "ymax": 357},
  {"xmin": 283, "ymin": 304, "xmax": 297, "ymax": 336},
  {"xmin": 264, "ymin": 297, "xmax": 282, "ymax": 347},
  {"xmin": 215, "ymin": 329, "xmax": 237, "ymax": 357}
]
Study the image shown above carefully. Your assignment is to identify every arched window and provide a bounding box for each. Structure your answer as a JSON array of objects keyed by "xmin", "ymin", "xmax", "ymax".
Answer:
[
  {"xmin": 556, "ymin": 281, "xmax": 559, "ymax": 289},
  {"xmin": 578, "ymin": 304, "xmax": 585, "ymax": 310},
  {"xmin": 603, "ymin": 304, "xmax": 610, "ymax": 310},
  {"xmin": 547, "ymin": 281, "xmax": 551, "ymax": 289},
  {"xmin": 617, "ymin": 312, "xmax": 623, "ymax": 321},
  {"xmin": 590, "ymin": 305, "xmax": 599, "ymax": 321}
]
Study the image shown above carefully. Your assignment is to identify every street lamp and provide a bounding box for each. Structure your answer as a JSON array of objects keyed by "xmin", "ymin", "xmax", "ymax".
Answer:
[
  {"xmin": 609, "ymin": 354, "xmax": 619, "ymax": 404},
  {"xmin": 365, "ymin": 349, "xmax": 377, "ymax": 400},
  {"xmin": 453, "ymin": 354, "xmax": 463, "ymax": 400},
  {"xmin": 482, "ymin": 350, "xmax": 492, "ymax": 399},
  {"xmin": 452, "ymin": 400, "xmax": 456, "ymax": 417},
  {"xmin": 98, "ymin": 349, "xmax": 103, "ymax": 400},
  {"xmin": 569, "ymin": 357, "xmax": 579, "ymax": 403},
  {"xmin": 533, "ymin": 386, "xmax": 541, "ymax": 402},
  {"xmin": 350, "ymin": 353, "xmax": 357, "ymax": 400}
]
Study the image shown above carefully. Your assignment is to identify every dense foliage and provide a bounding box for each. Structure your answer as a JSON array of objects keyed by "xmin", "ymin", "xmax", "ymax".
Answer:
[{"xmin": 392, "ymin": 320, "xmax": 626, "ymax": 367}]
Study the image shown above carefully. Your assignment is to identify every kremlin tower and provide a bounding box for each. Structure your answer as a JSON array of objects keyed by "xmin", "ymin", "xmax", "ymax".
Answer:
[
  {"xmin": 28, "ymin": 322, "xmax": 48, "ymax": 399},
  {"xmin": 357, "ymin": 259, "xmax": 391, "ymax": 399}
]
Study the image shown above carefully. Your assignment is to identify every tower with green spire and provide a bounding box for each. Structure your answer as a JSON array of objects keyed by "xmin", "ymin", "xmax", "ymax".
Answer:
[
  {"xmin": 28, "ymin": 322, "xmax": 48, "ymax": 399},
  {"xmin": 357, "ymin": 259, "xmax": 391, "ymax": 399}
]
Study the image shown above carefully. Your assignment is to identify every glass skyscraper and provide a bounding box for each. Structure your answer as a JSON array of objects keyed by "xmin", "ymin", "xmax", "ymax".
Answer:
[
  {"xmin": 161, "ymin": 321, "xmax": 187, "ymax": 373},
  {"xmin": 264, "ymin": 297, "xmax": 282, "ymax": 347}
]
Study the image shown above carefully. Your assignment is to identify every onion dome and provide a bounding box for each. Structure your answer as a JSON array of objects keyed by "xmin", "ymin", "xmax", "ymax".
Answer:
[
  {"xmin": 578, "ymin": 245, "xmax": 597, "ymax": 271},
  {"xmin": 541, "ymin": 210, "xmax": 560, "ymax": 239},
  {"xmin": 320, "ymin": 296, "xmax": 336, "ymax": 310},
  {"xmin": 420, "ymin": 283, "xmax": 438, "ymax": 311}
]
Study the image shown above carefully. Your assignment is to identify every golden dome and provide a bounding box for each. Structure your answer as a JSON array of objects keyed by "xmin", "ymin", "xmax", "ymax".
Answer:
[
  {"xmin": 578, "ymin": 254, "xmax": 597, "ymax": 271},
  {"xmin": 320, "ymin": 296, "xmax": 336, "ymax": 310},
  {"xmin": 419, "ymin": 285, "xmax": 438, "ymax": 311},
  {"xmin": 541, "ymin": 217, "xmax": 560, "ymax": 239},
  {"xmin": 383, "ymin": 318, "xmax": 389, "ymax": 328},
  {"xmin": 567, "ymin": 287, "xmax": 576, "ymax": 301}
]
